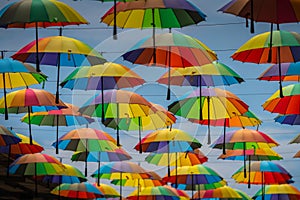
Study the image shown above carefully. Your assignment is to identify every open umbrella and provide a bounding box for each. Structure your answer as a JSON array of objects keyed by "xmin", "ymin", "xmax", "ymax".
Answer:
[
  {"xmin": 9, "ymin": 153, "xmax": 65, "ymax": 196},
  {"xmin": 193, "ymin": 185, "xmax": 243, "ymax": 200},
  {"xmin": 103, "ymin": 103, "xmax": 176, "ymax": 153},
  {"xmin": 51, "ymin": 182, "xmax": 104, "ymax": 199},
  {"xmin": 0, "ymin": 125, "xmax": 21, "ymax": 146},
  {"xmin": 231, "ymin": 30, "xmax": 300, "ymax": 97},
  {"xmin": 12, "ymin": 35, "xmax": 106, "ymax": 103},
  {"xmin": 93, "ymin": 183, "xmax": 122, "ymax": 199},
  {"xmin": 79, "ymin": 89, "xmax": 155, "ymax": 146},
  {"xmin": 101, "ymin": 0, "xmax": 206, "ymax": 41},
  {"xmin": 274, "ymin": 114, "xmax": 300, "ymax": 125},
  {"xmin": 0, "ymin": 88, "xmax": 67, "ymax": 144},
  {"xmin": 262, "ymin": 83, "xmax": 300, "ymax": 115},
  {"xmin": 127, "ymin": 185, "xmax": 190, "ymax": 200},
  {"xmin": 168, "ymin": 87, "xmax": 249, "ymax": 144},
  {"xmin": 122, "ymin": 32, "xmax": 217, "ymax": 99},
  {"xmin": 0, "ymin": 58, "xmax": 47, "ymax": 120},
  {"xmin": 253, "ymin": 184, "xmax": 300, "ymax": 200},
  {"xmin": 289, "ymin": 133, "xmax": 300, "ymax": 144},
  {"xmin": 21, "ymin": 103, "xmax": 95, "ymax": 154},
  {"xmin": 0, "ymin": 0, "xmax": 88, "ymax": 72}
]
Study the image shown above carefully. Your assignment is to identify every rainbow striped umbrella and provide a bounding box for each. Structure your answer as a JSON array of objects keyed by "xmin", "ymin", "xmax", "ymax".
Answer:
[
  {"xmin": 253, "ymin": 184, "xmax": 300, "ymax": 200},
  {"xmin": 193, "ymin": 186, "xmax": 243, "ymax": 200},
  {"xmin": 93, "ymin": 183, "xmax": 121, "ymax": 199}
]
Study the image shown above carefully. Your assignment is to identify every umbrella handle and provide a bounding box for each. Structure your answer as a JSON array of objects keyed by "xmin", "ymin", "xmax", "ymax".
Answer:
[
  {"xmin": 2, "ymin": 73, "xmax": 8, "ymax": 120},
  {"xmin": 250, "ymin": 0, "xmax": 254, "ymax": 33},
  {"xmin": 113, "ymin": 0, "xmax": 117, "ymax": 40},
  {"xmin": 35, "ymin": 22, "xmax": 41, "ymax": 72}
]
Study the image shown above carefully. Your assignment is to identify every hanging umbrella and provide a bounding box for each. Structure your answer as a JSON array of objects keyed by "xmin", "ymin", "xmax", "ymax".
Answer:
[
  {"xmin": 0, "ymin": 58, "xmax": 47, "ymax": 120},
  {"xmin": 52, "ymin": 127, "xmax": 119, "ymax": 176},
  {"xmin": 163, "ymin": 164, "xmax": 225, "ymax": 199},
  {"xmin": 293, "ymin": 150, "xmax": 300, "ymax": 158},
  {"xmin": 253, "ymin": 184, "xmax": 300, "ymax": 200},
  {"xmin": 174, "ymin": 180, "xmax": 227, "ymax": 192},
  {"xmin": 103, "ymin": 103, "xmax": 176, "ymax": 153},
  {"xmin": 51, "ymin": 182, "xmax": 104, "ymax": 199},
  {"xmin": 71, "ymin": 148, "xmax": 132, "ymax": 185},
  {"xmin": 122, "ymin": 32, "xmax": 217, "ymax": 99},
  {"xmin": 232, "ymin": 30, "xmax": 300, "ymax": 97},
  {"xmin": 168, "ymin": 87, "xmax": 249, "ymax": 144},
  {"xmin": 0, "ymin": 0, "xmax": 88, "ymax": 72},
  {"xmin": 12, "ymin": 35, "xmax": 106, "ymax": 103},
  {"xmin": 289, "ymin": 134, "xmax": 300, "ymax": 144},
  {"xmin": 0, "ymin": 125, "xmax": 21, "ymax": 146},
  {"xmin": 258, "ymin": 62, "xmax": 300, "ymax": 82},
  {"xmin": 263, "ymin": 83, "xmax": 300, "ymax": 114},
  {"xmin": 101, "ymin": 0, "xmax": 206, "ymax": 41},
  {"xmin": 21, "ymin": 103, "xmax": 95, "ymax": 154},
  {"xmin": 9, "ymin": 153, "xmax": 65, "ymax": 196},
  {"xmin": 235, "ymin": 189, "xmax": 252, "ymax": 200},
  {"xmin": 274, "ymin": 114, "xmax": 300, "ymax": 125},
  {"xmin": 126, "ymin": 185, "xmax": 190, "ymax": 200},
  {"xmin": 0, "ymin": 88, "xmax": 67, "ymax": 144},
  {"xmin": 41, "ymin": 164, "xmax": 87, "ymax": 185},
  {"xmin": 218, "ymin": 0, "xmax": 300, "ymax": 33},
  {"xmin": 79, "ymin": 89, "xmax": 155, "ymax": 146},
  {"xmin": 193, "ymin": 185, "xmax": 243, "ymax": 200},
  {"xmin": 93, "ymin": 183, "xmax": 121, "ymax": 199},
  {"xmin": 232, "ymin": 161, "xmax": 294, "ymax": 199}
]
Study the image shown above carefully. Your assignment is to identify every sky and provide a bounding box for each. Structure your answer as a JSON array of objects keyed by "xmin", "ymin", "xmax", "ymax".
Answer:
[{"xmin": 1, "ymin": 0, "xmax": 300, "ymax": 198}]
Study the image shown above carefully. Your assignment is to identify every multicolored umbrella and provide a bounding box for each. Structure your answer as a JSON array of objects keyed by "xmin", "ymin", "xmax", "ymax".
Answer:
[
  {"xmin": 0, "ymin": 88, "xmax": 67, "ymax": 144},
  {"xmin": 101, "ymin": 0, "xmax": 206, "ymax": 39},
  {"xmin": 122, "ymin": 32, "xmax": 217, "ymax": 99},
  {"xmin": 0, "ymin": 58, "xmax": 47, "ymax": 119},
  {"xmin": 51, "ymin": 182, "xmax": 104, "ymax": 199},
  {"xmin": 21, "ymin": 103, "xmax": 95, "ymax": 154},
  {"xmin": 0, "ymin": 0, "xmax": 89, "ymax": 72},
  {"xmin": 127, "ymin": 185, "xmax": 190, "ymax": 200},
  {"xmin": 262, "ymin": 83, "xmax": 300, "ymax": 114},
  {"xmin": 9, "ymin": 153, "xmax": 65, "ymax": 195},
  {"xmin": 235, "ymin": 189, "xmax": 252, "ymax": 200},
  {"xmin": 174, "ymin": 180, "xmax": 227, "ymax": 192},
  {"xmin": 12, "ymin": 35, "xmax": 106, "ymax": 103},
  {"xmin": 258, "ymin": 62, "xmax": 300, "ymax": 82},
  {"xmin": 231, "ymin": 30, "xmax": 300, "ymax": 97},
  {"xmin": 274, "ymin": 114, "xmax": 300, "ymax": 125},
  {"xmin": 103, "ymin": 103, "xmax": 176, "ymax": 153},
  {"xmin": 253, "ymin": 184, "xmax": 300, "ymax": 200},
  {"xmin": 93, "ymin": 183, "xmax": 121, "ymax": 199},
  {"xmin": 168, "ymin": 87, "xmax": 249, "ymax": 144},
  {"xmin": 79, "ymin": 89, "xmax": 155, "ymax": 146},
  {"xmin": 0, "ymin": 125, "xmax": 21, "ymax": 146},
  {"xmin": 193, "ymin": 186, "xmax": 243, "ymax": 200}
]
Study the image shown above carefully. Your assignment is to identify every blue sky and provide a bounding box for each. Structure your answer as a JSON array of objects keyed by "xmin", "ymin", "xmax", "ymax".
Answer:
[{"xmin": 1, "ymin": 0, "xmax": 300, "ymax": 197}]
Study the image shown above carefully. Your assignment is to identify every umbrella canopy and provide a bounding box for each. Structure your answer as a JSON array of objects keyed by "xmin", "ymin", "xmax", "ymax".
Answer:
[
  {"xmin": 168, "ymin": 87, "xmax": 249, "ymax": 144},
  {"xmin": 289, "ymin": 134, "xmax": 300, "ymax": 144},
  {"xmin": 0, "ymin": 133, "xmax": 44, "ymax": 155},
  {"xmin": 263, "ymin": 83, "xmax": 300, "ymax": 114},
  {"xmin": 79, "ymin": 89, "xmax": 155, "ymax": 146},
  {"xmin": 293, "ymin": 150, "xmax": 300, "ymax": 158},
  {"xmin": 145, "ymin": 149, "xmax": 208, "ymax": 166},
  {"xmin": 253, "ymin": 184, "xmax": 300, "ymax": 200},
  {"xmin": 60, "ymin": 62, "xmax": 145, "ymax": 90},
  {"xmin": 93, "ymin": 183, "xmax": 121, "ymax": 199},
  {"xmin": 193, "ymin": 186, "xmax": 243, "ymax": 200},
  {"xmin": 235, "ymin": 189, "xmax": 252, "ymax": 200},
  {"xmin": 274, "ymin": 114, "xmax": 300, "ymax": 125},
  {"xmin": 51, "ymin": 182, "xmax": 104, "ymax": 199},
  {"xmin": 258, "ymin": 62, "xmax": 300, "ymax": 81},
  {"xmin": 0, "ymin": 126, "xmax": 21, "ymax": 146},
  {"xmin": 174, "ymin": 180, "xmax": 227, "ymax": 191},
  {"xmin": 0, "ymin": 0, "xmax": 89, "ymax": 72},
  {"xmin": 127, "ymin": 185, "xmax": 190, "ymax": 200}
]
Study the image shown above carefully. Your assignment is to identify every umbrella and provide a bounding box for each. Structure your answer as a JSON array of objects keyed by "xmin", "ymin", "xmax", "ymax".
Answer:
[
  {"xmin": 163, "ymin": 164, "xmax": 225, "ymax": 198},
  {"xmin": 93, "ymin": 183, "xmax": 121, "ymax": 199},
  {"xmin": 91, "ymin": 161, "xmax": 152, "ymax": 199},
  {"xmin": 168, "ymin": 87, "xmax": 249, "ymax": 144},
  {"xmin": 41, "ymin": 164, "xmax": 87, "ymax": 185},
  {"xmin": 123, "ymin": 32, "xmax": 217, "ymax": 99},
  {"xmin": 274, "ymin": 114, "xmax": 300, "ymax": 125},
  {"xmin": 71, "ymin": 148, "xmax": 132, "ymax": 185},
  {"xmin": 79, "ymin": 89, "xmax": 155, "ymax": 146},
  {"xmin": 232, "ymin": 161, "xmax": 294, "ymax": 199},
  {"xmin": 218, "ymin": 0, "xmax": 300, "ymax": 33},
  {"xmin": 21, "ymin": 103, "xmax": 95, "ymax": 154},
  {"xmin": 231, "ymin": 30, "xmax": 300, "ymax": 97},
  {"xmin": 0, "ymin": 125, "xmax": 21, "ymax": 146},
  {"xmin": 258, "ymin": 62, "xmax": 300, "ymax": 82},
  {"xmin": 0, "ymin": 58, "xmax": 47, "ymax": 120},
  {"xmin": 51, "ymin": 182, "xmax": 104, "ymax": 199},
  {"xmin": 12, "ymin": 35, "xmax": 106, "ymax": 103},
  {"xmin": 52, "ymin": 127, "xmax": 119, "ymax": 176},
  {"xmin": 101, "ymin": 0, "xmax": 206, "ymax": 41},
  {"xmin": 253, "ymin": 184, "xmax": 300, "ymax": 200},
  {"xmin": 174, "ymin": 180, "xmax": 227, "ymax": 192},
  {"xmin": 0, "ymin": 0, "xmax": 88, "ymax": 72},
  {"xmin": 293, "ymin": 150, "xmax": 300, "ymax": 158},
  {"xmin": 235, "ymin": 189, "xmax": 252, "ymax": 200},
  {"xmin": 0, "ymin": 88, "xmax": 67, "ymax": 144},
  {"xmin": 193, "ymin": 185, "xmax": 243, "ymax": 200},
  {"xmin": 263, "ymin": 83, "xmax": 300, "ymax": 114},
  {"xmin": 126, "ymin": 185, "xmax": 190, "ymax": 200},
  {"xmin": 103, "ymin": 103, "xmax": 177, "ymax": 153},
  {"xmin": 289, "ymin": 134, "xmax": 300, "ymax": 144},
  {"xmin": 9, "ymin": 153, "xmax": 65, "ymax": 196}
]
